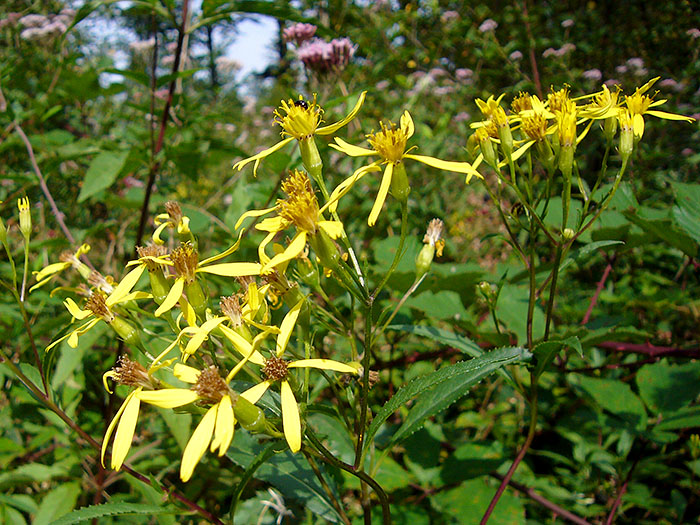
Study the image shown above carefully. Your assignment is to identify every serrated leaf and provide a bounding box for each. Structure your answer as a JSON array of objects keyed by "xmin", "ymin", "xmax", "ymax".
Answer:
[
  {"xmin": 50, "ymin": 503, "xmax": 173, "ymax": 525},
  {"xmin": 364, "ymin": 347, "xmax": 531, "ymax": 454},
  {"xmin": 78, "ymin": 150, "xmax": 130, "ymax": 202},
  {"xmin": 623, "ymin": 210, "xmax": 697, "ymax": 257},
  {"xmin": 33, "ymin": 482, "xmax": 81, "ymax": 525}
]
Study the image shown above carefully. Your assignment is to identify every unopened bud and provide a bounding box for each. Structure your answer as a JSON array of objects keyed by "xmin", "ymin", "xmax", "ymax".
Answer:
[
  {"xmin": 309, "ymin": 228, "xmax": 341, "ymax": 271},
  {"xmin": 618, "ymin": 110, "xmax": 634, "ymax": 161},
  {"xmin": 390, "ymin": 162, "xmax": 411, "ymax": 202},
  {"xmin": 17, "ymin": 197, "xmax": 31, "ymax": 239},
  {"xmin": 562, "ymin": 228, "xmax": 575, "ymax": 241},
  {"xmin": 0, "ymin": 216, "xmax": 7, "ymax": 246},
  {"xmin": 233, "ymin": 394, "xmax": 267, "ymax": 432},
  {"xmin": 299, "ymin": 136, "xmax": 323, "ymax": 183},
  {"xmin": 415, "ymin": 218, "xmax": 444, "ymax": 279}
]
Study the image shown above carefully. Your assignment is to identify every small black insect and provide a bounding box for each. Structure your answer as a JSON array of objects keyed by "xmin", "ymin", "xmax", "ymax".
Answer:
[{"xmin": 294, "ymin": 99, "xmax": 309, "ymax": 109}]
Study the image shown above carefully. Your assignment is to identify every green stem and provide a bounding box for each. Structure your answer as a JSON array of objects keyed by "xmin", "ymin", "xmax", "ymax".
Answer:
[
  {"xmin": 354, "ymin": 294, "xmax": 374, "ymax": 470},
  {"xmin": 20, "ymin": 240, "xmax": 29, "ymax": 302},
  {"xmin": 303, "ymin": 450, "xmax": 352, "ymax": 525},
  {"xmin": 374, "ymin": 200, "xmax": 409, "ymax": 299},
  {"xmin": 543, "ymin": 243, "xmax": 563, "ymax": 341},
  {"xmin": 377, "ymin": 274, "xmax": 426, "ymax": 338}
]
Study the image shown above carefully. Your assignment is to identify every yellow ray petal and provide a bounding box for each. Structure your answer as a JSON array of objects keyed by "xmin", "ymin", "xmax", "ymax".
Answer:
[
  {"xmin": 219, "ymin": 325, "xmax": 266, "ymax": 365},
  {"xmin": 102, "ymin": 389, "xmax": 141, "ymax": 467},
  {"xmin": 152, "ymin": 222, "xmax": 170, "ymax": 245},
  {"xmin": 138, "ymin": 389, "xmax": 200, "ymax": 408},
  {"xmin": 174, "ymin": 363, "xmax": 201, "ymax": 383},
  {"xmin": 66, "ymin": 318, "xmax": 100, "ymax": 349},
  {"xmin": 400, "ymin": 110, "xmax": 415, "ymax": 139},
  {"xmin": 318, "ymin": 221, "xmax": 344, "ymax": 239},
  {"xmin": 646, "ymin": 109, "xmax": 695, "ymax": 122},
  {"xmin": 33, "ymin": 261, "xmax": 71, "ymax": 283},
  {"xmin": 277, "ymin": 298, "xmax": 305, "ymax": 357},
  {"xmin": 210, "ymin": 396, "xmax": 235, "ymax": 456},
  {"xmin": 404, "ymin": 153, "xmax": 482, "ymax": 178},
  {"xmin": 368, "ymin": 163, "xmax": 394, "ymax": 227},
  {"xmin": 330, "ymin": 137, "xmax": 377, "ymax": 157},
  {"xmin": 325, "ymin": 164, "xmax": 380, "ymax": 214},
  {"xmin": 281, "ymin": 381, "xmax": 302, "ymax": 453},
  {"xmin": 232, "ymin": 137, "xmax": 295, "ymax": 176},
  {"xmin": 184, "ymin": 317, "xmax": 227, "ymax": 356},
  {"xmin": 180, "ymin": 405, "xmax": 218, "ymax": 482},
  {"xmin": 198, "ymin": 229, "xmax": 245, "ymax": 266},
  {"xmin": 64, "ymin": 298, "xmax": 92, "ymax": 320},
  {"xmin": 108, "ymin": 265, "xmax": 145, "ymax": 305},
  {"xmin": 288, "ymin": 359, "xmax": 359, "ymax": 374},
  {"xmin": 197, "ymin": 262, "xmax": 261, "ymax": 277},
  {"xmin": 256, "ymin": 216, "xmax": 286, "ymax": 232},
  {"xmin": 111, "ymin": 392, "xmax": 141, "ymax": 470},
  {"xmin": 316, "ymin": 91, "xmax": 367, "ymax": 135},
  {"xmin": 261, "ymin": 231, "xmax": 307, "ymax": 274},
  {"xmin": 241, "ymin": 380, "xmax": 272, "ymax": 404},
  {"xmin": 154, "ymin": 277, "xmax": 184, "ymax": 317},
  {"xmin": 234, "ymin": 206, "xmax": 277, "ymax": 230}
]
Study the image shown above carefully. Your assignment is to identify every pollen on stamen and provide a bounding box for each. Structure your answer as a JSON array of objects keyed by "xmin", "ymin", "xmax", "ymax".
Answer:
[
  {"xmin": 85, "ymin": 292, "xmax": 115, "ymax": 323},
  {"xmin": 278, "ymin": 170, "xmax": 320, "ymax": 233},
  {"xmin": 110, "ymin": 355, "xmax": 153, "ymax": 389},
  {"xmin": 511, "ymin": 92, "xmax": 533, "ymax": 114},
  {"xmin": 193, "ymin": 366, "xmax": 228, "ymax": 402},
  {"xmin": 170, "ymin": 242, "xmax": 199, "ymax": 283},
  {"xmin": 367, "ymin": 121, "xmax": 408, "ymax": 163},
  {"xmin": 263, "ymin": 356, "xmax": 289, "ymax": 381},
  {"xmin": 220, "ymin": 294, "xmax": 243, "ymax": 328},
  {"xmin": 136, "ymin": 244, "xmax": 169, "ymax": 271}
]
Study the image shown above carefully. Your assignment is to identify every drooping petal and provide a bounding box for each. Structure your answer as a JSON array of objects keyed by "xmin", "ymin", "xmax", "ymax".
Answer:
[
  {"xmin": 111, "ymin": 392, "xmax": 141, "ymax": 469},
  {"xmin": 210, "ymin": 396, "xmax": 235, "ymax": 455},
  {"xmin": 330, "ymin": 137, "xmax": 377, "ymax": 157},
  {"xmin": 368, "ymin": 163, "xmax": 394, "ymax": 227},
  {"xmin": 325, "ymin": 164, "xmax": 380, "ymax": 214},
  {"xmin": 316, "ymin": 91, "xmax": 367, "ymax": 135},
  {"xmin": 154, "ymin": 277, "xmax": 185, "ymax": 317},
  {"xmin": 138, "ymin": 388, "xmax": 200, "ymax": 408},
  {"xmin": 101, "ymin": 388, "xmax": 141, "ymax": 467},
  {"xmin": 152, "ymin": 222, "xmax": 170, "ymax": 245},
  {"xmin": 241, "ymin": 380, "xmax": 272, "ymax": 404},
  {"xmin": 280, "ymin": 381, "xmax": 302, "ymax": 453},
  {"xmin": 261, "ymin": 231, "xmax": 307, "ymax": 274},
  {"xmin": 257, "ymin": 230, "xmax": 277, "ymax": 267},
  {"xmin": 632, "ymin": 113, "xmax": 645, "ymax": 139},
  {"xmin": 33, "ymin": 261, "xmax": 71, "ymax": 283},
  {"xmin": 180, "ymin": 405, "xmax": 218, "ymax": 482},
  {"xmin": 109, "ymin": 291, "xmax": 151, "ymax": 306},
  {"xmin": 197, "ymin": 262, "xmax": 262, "ymax": 277},
  {"xmin": 232, "ymin": 137, "xmax": 295, "ymax": 176},
  {"xmin": 256, "ymin": 216, "xmax": 286, "ymax": 232},
  {"xmin": 66, "ymin": 318, "xmax": 101, "ymax": 349},
  {"xmin": 277, "ymin": 298, "xmax": 305, "ymax": 357},
  {"xmin": 288, "ymin": 359, "xmax": 359, "ymax": 374},
  {"xmin": 108, "ymin": 265, "xmax": 146, "ymax": 305},
  {"xmin": 198, "ymin": 229, "xmax": 245, "ymax": 266},
  {"xmin": 234, "ymin": 206, "xmax": 278, "ymax": 230},
  {"xmin": 318, "ymin": 221, "xmax": 344, "ymax": 239}
]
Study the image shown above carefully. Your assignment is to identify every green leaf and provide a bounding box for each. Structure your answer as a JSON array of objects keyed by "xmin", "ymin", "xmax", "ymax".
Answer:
[
  {"xmin": 364, "ymin": 347, "xmax": 531, "ymax": 454},
  {"xmin": 403, "ymin": 290, "xmax": 468, "ymax": 321},
  {"xmin": 532, "ymin": 336, "xmax": 583, "ymax": 379},
  {"xmin": 229, "ymin": 441, "xmax": 280, "ymax": 520},
  {"xmin": 440, "ymin": 442, "xmax": 505, "ymax": 484},
  {"xmin": 78, "ymin": 150, "xmax": 130, "ymax": 202},
  {"xmin": 571, "ymin": 374, "xmax": 647, "ymax": 430},
  {"xmin": 655, "ymin": 406, "xmax": 700, "ymax": 431},
  {"xmin": 431, "ymin": 477, "xmax": 525, "ymax": 525},
  {"xmin": 33, "ymin": 482, "xmax": 81, "ymax": 525},
  {"xmin": 671, "ymin": 182, "xmax": 700, "ymax": 245},
  {"xmin": 636, "ymin": 360, "xmax": 700, "ymax": 414},
  {"xmin": 623, "ymin": 209, "xmax": 697, "ymax": 257},
  {"xmin": 227, "ymin": 432, "xmax": 342, "ymax": 523},
  {"xmin": 50, "ymin": 503, "xmax": 173, "ymax": 525},
  {"xmin": 101, "ymin": 68, "xmax": 151, "ymax": 87}
]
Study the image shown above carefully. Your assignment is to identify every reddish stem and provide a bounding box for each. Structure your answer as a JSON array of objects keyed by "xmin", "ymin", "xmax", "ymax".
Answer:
[{"xmin": 581, "ymin": 258, "xmax": 613, "ymax": 325}]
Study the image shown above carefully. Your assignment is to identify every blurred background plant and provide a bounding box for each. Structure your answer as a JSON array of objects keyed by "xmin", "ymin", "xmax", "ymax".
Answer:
[{"xmin": 1, "ymin": 0, "xmax": 699, "ymax": 524}]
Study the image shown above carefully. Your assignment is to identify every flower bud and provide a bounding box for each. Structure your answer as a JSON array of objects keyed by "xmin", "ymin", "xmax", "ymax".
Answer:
[
  {"xmin": 0, "ymin": 216, "xmax": 7, "ymax": 246},
  {"xmin": 415, "ymin": 218, "xmax": 444, "ymax": 279},
  {"xmin": 299, "ymin": 136, "xmax": 323, "ymax": 184},
  {"xmin": 309, "ymin": 227, "xmax": 341, "ymax": 271},
  {"xmin": 110, "ymin": 316, "xmax": 144, "ymax": 350},
  {"xmin": 618, "ymin": 110, "xmax": 634, "ymax": 161},
  {"xmin": 17, "ymin": 197, "xmax": 31, "ymax": 239},
  {"xmin": 185, "ymin": 280, "xmax": 208, "ymax": 318},
  {"xmin": 233, "ymin": 394, "xmax": 267, "ymax": 432},
  {"xmin": 562, "ymin": 228, "xmax": 575, "ymax": 241}
]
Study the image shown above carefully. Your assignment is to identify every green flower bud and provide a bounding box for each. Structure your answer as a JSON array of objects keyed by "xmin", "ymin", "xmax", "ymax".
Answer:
[
  {"xmin": 309, "ymin": 228, "xmax": 341, "ymax": 271},
  {"xmin": 415, "ymin": 218, "xmax": 444, "ymax": 279},
  {"xmin": 233, "ymin": 394, "xmax": 267, "ymax": 432},
  {"xmin": 299, "ymin": 136, "xmax": 323, "ymax": 184},
  {"xmin": 389, "ymin": 162, "xmax": 411, "ymax": 202},
  {"xmin": 17, "ymin": 197, "xmax": 31, "ymax": 239}
]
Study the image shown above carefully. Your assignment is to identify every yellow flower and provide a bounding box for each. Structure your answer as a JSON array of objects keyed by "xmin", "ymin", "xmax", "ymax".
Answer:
[
  {"xmin": 623, "ymin": 77, "xmax": 695, "ymax": 140},
  {"xmin": 138, "ymin": 358, "xmax": 258, "ymax": 481},
  {"xmin": 235, "ymin": 170, "xmax": 345, "ymax": 272},
  {"xmin": 330, "ymin": 111, "xmax": 481, "ymax": 226},
  {"xmin": 241, "ymin": 300, "xmax": 358, "ymax": 452},
  {"xmin": 17, "ymin": 197, "xmax": 31, "ymax": 239},
  {"xmin": 232, "ymin": 92, "xmax": 366, "ymax": 177},
  {"xmin": 153, "ymin": 201, "xmax": 191, "ymax": 245},
  {"xmin": 46, "ymin": 281, "xmax": 149, "ymax": 351},
  {"xmin": 101, "ymin": 357, "xmax": 158, "ymax": 470},
  {"xmin": 150, "ymin": 242, "xmax": 262, "ymax": 317},
  {"xmin": 30, "ymin": 243, "xmax": 92, "ymax": 292}
]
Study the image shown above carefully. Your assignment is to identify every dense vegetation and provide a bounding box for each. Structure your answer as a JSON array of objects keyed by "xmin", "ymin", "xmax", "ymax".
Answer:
[{"xmin": 1, "ymin": 1, "xmax": 699, "ymax": 524}]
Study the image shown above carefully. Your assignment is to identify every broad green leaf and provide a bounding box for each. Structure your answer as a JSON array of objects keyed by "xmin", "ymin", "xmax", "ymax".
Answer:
[
  {"xmin": 440, "ymin": 442, "xmax": 506, "ymax": 484},
  {"xmin": 656, "ymin": 406, "xmax": 700, "ymax": 431},
  {"xmin": 403, "ymin": 290, "xmax": 468, "ymax": 321},
  {"xmin": 532, "ymin": 336, "xmax": 583, "ymax": 379},
  {"xmin": 364, "ymin": 347, "xmax": 531, "ymax": 454},
  {"xmin": 50, "ymin": 503, "xmax": 173, "ymax": 525},
  {"xmin": 571, "ymin": 374, "xmax": 647, "ymax": 430},
  {"xmin": 33, "ymin": 482, "xmax": 81, "ymax": 525},
  {"xmin": 229, "ymin": 441, "xmax": 280, "ymax": 520},
  {"xmin": 0, "ymin": 494, "xmax": 37, "ymax": 514},
  {"xmin": 671, "ymin": 181, "xmax": 700, "ymax": 245},
  {"xmin": 227, "ymin": 432, "xmax": 342, "ymax": 523},
  {"xmin": 636, "ymin": 360, "xmax": 700, "ymax": 414},
  {"xmin": 558, "ymin": 240, "xmax": 625, "ymax": 273},
  {"xmin": 431, "ymin": 477, "xmax": 525, "ymax": 525},
  {"xmin": 623, "ymin": 210, "xmax": 697, "ymax": 257},
  {"xmin": 78, "ymin": 150, "xmax": 130, "ymax": 202},
  {"xmin": 496, "ymin": 284, "xmax": 544, "ymax": 344}
]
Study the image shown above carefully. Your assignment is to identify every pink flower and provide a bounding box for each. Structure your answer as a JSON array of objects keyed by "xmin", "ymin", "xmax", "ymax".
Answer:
[
  {"xmin": 478, "ymin": 19, "xmax": 498, "ymax": 32},
  {"xmin": 283, "ymin": 23, "xmax": 317, "ymax": 46}
]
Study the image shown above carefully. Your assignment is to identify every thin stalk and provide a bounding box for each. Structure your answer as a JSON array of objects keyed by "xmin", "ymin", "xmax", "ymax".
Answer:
[
  {"xmin": 526, "ymin": 226, "xmax": 538, "ymax": 349},
  {"xmin": 377, "ymin": 274, "xmax": 426, "ymax": 337},
  {"xmin": 374, "ymin": 200, "xmax": 409, "ymax": 298},
  {"xmin": 543, "ymin": 243, "xmax": 563, "ymax": 340},
  {"xmin": 354, "ymin": 295, "xmax": 374, "ymax": 470},
  {"xmin": 20, "ymin": 240, "xmax": 29, "ymax": 302},
  {"xmin": 302, "ymin": 451, "xmax": 351, "ymax": 525},
  {"xmin": 306, "ymin": 431, "xmax": 391, "ymax": 525}
]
